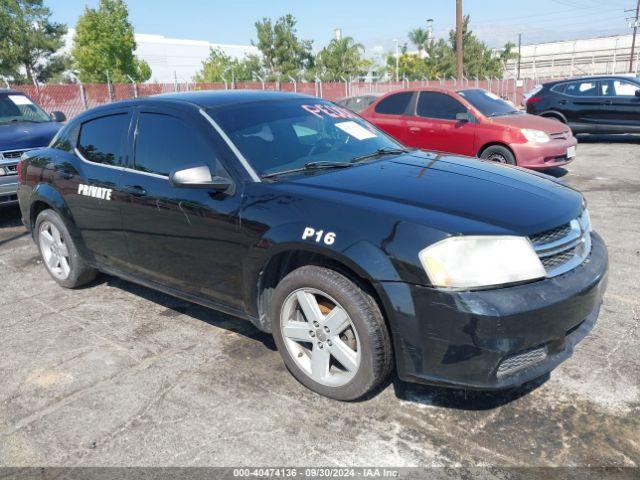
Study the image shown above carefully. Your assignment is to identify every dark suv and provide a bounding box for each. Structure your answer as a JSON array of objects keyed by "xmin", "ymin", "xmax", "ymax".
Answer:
[{"xmin": 526, "ymin": 76, "xmax": 640, "ymax": 134}]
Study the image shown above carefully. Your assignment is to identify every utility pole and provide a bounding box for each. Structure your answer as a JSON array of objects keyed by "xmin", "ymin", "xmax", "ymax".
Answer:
[
  {"xmin": 456, "ymin": 0, "xmax": 463, "ymax": 80},
  {"xmin": 517, "ymin": 33, "xmax": 522, "ymax": 80},
  {"xmin": 629, "ymin": 0, "xmax": 640, "ymax": 73}
]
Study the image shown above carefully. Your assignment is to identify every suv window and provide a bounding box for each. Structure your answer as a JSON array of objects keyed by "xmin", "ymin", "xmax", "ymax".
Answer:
[
  {"xmin": 134, "ymin": 112, "xmax": 215, "ymax": 177},
  {"xmin": 417, "ymin": 92, "xmax": 467, "ymax": 120},
  {"xmin": 564, "ymin": 81, "xmax": 598, "ymax": 97},
  {"xmin": 374, "ymin": 92, "xmax": 413, "ymax": 115},
  {"xmin": 77, "ymin": 113, "xmax": 129, "ymax": 165},
  {"xmin": 600, "ymin": 79, "xmax": 640, "ymax": 97}
]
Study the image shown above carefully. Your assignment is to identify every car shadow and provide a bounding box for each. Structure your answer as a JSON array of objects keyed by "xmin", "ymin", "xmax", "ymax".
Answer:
[
  {"xmin": 576, "ymin": 133, "xmax": 640, "ymax": 144},
  {"xmin": 389, "ymin": 373, "xmax": 548, "ymax": 410},
  {"xmin": 99, "ymin": 274, "xmax": 277, "ymax": 351},
  {"xmin": 0, "ymin": 205, "xmax": 23, "ymax": 228}
]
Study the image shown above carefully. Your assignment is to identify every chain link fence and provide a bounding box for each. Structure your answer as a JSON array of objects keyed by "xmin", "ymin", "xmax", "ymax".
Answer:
[{"xmin": 8, "ymin": 76, "xmax": 564, "ymax": 121}]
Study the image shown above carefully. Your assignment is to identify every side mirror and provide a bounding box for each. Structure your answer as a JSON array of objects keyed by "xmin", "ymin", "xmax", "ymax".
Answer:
[
  {"xmin": 635, "ymin": 89, "xmax": 640, "ymax": 97},
  {"xmin": 169, "ymin": 164, "xmax": 232, "ymax": 192},
  {"xmin": 455, "ymin": 112, "xmax": 473, "ymax": 123},
  {"xmin": 50, "ymin": 111, "xmax": 66, "ymax": 122}
]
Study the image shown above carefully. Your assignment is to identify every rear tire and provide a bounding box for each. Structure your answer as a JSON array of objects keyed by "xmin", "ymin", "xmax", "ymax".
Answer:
[
  {"xmin": 270, "ymin": 266, "xmax": 393, "ymax": 401},
  {"xmin": 35, "ymin": 209, "xmax": 97, "ymax": 289},
  {"xmin": 480, "ymin": 145, "xmax": 516, "ymax": 165}
]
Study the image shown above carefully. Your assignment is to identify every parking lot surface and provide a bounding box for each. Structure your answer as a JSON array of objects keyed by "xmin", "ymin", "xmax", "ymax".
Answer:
[{"xmin": 1, "ymin": 136, "xmax": 639, "ymax": 468}]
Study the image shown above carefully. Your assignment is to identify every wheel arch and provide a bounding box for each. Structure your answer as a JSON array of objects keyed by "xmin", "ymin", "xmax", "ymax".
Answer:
[
  {"xmin": 248, "ymin": 243, "xmax": 397, "ymax": 335},
  {"xmin": 477, "ymin": 142, "xmax": 517, "ymax": 162},
  {"xmin": 539, "ymin": 110, "xmax": 568, "ymax": 124},
  {"xmin": 29, "ymin": 183, "xmax": 88, "ymax": 257}
]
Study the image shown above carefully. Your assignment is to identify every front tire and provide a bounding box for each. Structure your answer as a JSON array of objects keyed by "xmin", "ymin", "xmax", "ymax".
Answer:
[
  {"xmin": 270, "ymin": 266, "xmax": 393, "ymax": 401},
  {"xmin": 480, "ymin": 145, "xmax": 516, "ymax": 165},
  {"xmin": 35, "ymin": 209, "xmax": 96, "ymax": 288}
]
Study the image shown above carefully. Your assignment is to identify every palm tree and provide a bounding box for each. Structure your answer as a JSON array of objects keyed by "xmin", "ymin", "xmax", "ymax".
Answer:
[
  {"xmin": 408, "ymin": 28, "xmax": 429, "ymax": 57},
  {"xmin": 316, "ymin": 36, "xmax": 365, "ymax": 80},
  {"xmin": 499, "ymin": 41, "xmax": 519, "ymax": 68}
]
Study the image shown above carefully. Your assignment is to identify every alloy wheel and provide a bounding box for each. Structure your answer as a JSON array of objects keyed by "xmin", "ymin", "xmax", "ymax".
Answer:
[
  {"xmin": 280, "ymin": 288, "xmax": 361, "ymax": 387},
  {"xmin": 39, "ymin": 221, "xmax": 71, "ymax": 280}
]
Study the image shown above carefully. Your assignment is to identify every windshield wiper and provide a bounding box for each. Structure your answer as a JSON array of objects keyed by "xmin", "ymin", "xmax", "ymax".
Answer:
[
  {"xmin": 349, "ymin": 147, "xmax": 409, "ymax": 164},
  {"xmin": 261, "ymin": 161, "xmax": 354, "ymax": 179}
]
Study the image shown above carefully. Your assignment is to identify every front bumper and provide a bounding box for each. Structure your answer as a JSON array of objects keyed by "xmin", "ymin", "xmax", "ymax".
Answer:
[
  {"xmin": 0, "ymin": 171, "xmax": 19, "ymax": 206},
  {"xmin": 378, "ymin": 232, "xmax": 608, "ymax": 390},
  {"xmin": 512, "ymin": 136, "xmax": 578, "ymax": 170}
]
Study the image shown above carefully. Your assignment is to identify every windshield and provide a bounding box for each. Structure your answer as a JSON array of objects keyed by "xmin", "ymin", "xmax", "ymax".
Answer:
[
  {"xmin": 0, "ymin": 94, "xmax": 51, "ymax": 124},
  {"xmin": 208, "ymin": 99, "xmax": 403, "ymax": 177},
  {"xmin": 458, "ymin": 89, "xmax": 520, "ymax": 117}
]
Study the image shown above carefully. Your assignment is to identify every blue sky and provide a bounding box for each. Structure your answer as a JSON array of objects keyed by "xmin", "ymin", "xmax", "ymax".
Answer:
[{"xmin": 46, "ymin": 0, "xmax": 636, "ymax": 52}]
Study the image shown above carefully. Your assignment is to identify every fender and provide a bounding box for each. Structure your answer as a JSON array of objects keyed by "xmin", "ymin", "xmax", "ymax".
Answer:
[{"xmin": 241, "ymin": 220, "xmax": 403, "ymax": 324}]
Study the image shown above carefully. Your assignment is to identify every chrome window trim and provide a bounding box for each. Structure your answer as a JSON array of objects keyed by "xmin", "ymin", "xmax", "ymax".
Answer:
[
  {"xmin": 199, "ymin": 108, "xmax": 261, "ymax": 182},
  {"xmin": 74, "ymin": 147, "xmax": 125, "ymax": 171}
]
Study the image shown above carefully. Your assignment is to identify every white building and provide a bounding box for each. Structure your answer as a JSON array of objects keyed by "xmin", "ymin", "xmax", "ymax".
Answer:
[
  {"xmin": 503, "ymin": 34, "xmax": 639, "ymax": 79},
  {"xmin": 64, "ymin": 30, "xmax": 259, "ymax": 83}
]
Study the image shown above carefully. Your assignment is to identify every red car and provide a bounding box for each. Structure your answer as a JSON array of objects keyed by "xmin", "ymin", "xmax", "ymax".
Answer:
[{"xmin": 359, "ymin": 88, "xmax": 577, "ymax": 170}]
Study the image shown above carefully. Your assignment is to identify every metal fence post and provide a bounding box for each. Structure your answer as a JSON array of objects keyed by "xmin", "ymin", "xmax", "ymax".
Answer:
[
  {"xmin": 340, "ymin": 76, "xmax": 348, "ymax": 97},
  {"xmin": 127, "ymin": 75, "xmax": 138, "ymax": 98},
  {"xmin": 79, "ymin": 83, "xmax": 89, "ymax": 110},
  {"xmin": 288, "ymin": 75, "xmax": 297, "ymax": 93}
]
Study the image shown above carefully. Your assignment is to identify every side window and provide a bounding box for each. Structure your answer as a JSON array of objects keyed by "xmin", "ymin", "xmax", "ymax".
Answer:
[
  {"xmin": 601, "ymin": 79, "xmax": 639, "ymax": 97},
  {"xmin": 134, "ymin": 112, "xmax": 216, "ymax": 177},
  {"xmin": 374, "ymin": 92, "xmax": 413, "ymax": 115},
  {"xmin": 52, "ymin": 123, "xmax": 80, "ymax": 152},
  {"xmin": 77, "ymin": 114, "xmax": 129, "ymax": 165},
  {"xmin": 417, "ymin": 92, "xmax": 467, "ymax": 120},
  {"xmin": 564, "ymin": 81, "xmax": 598, "ymax": 97}
]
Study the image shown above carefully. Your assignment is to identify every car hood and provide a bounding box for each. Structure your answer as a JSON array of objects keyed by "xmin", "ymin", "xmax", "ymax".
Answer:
[
  {"xmin": 488, "ymin": 112, "xmax": 569, "ymax": 134},
  {"xmin": 286, "ymin": 151, "xmax": 583, "ymax": 235},
  {"xmin": 0, "ymin": 121, "xmax": 61, "ymax": 152}
]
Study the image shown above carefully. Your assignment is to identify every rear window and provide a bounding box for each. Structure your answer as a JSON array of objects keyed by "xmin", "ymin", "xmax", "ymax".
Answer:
[
  {"xmin": 77, "ymin": 114, "xmax": 129, "ymax": 166},
  {"xmin": 374, "ymin": 92, "xmax": 413, "ymax": 115},
  {"xmin": 564, "ymin": 81, "xmax": 598, "ymax": 97}
]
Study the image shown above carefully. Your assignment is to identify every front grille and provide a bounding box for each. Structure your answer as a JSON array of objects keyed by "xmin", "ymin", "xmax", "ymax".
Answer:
[
  {"xmin": 497, "ymin": 345, "xmax": 548, "ymax": 377},
  {"xmin": 550, "ymin": 131, "xmax": 570, "ymax": 140},
  {"xmin": 529, "ymin": 210, "xmax": 591, "ymax": 277},
  {"xmin": 529, "ymin": 223, "xmax": 571, "ymax": 246},
  {"xmin": 0, "ymin": 150, "xmax": 25, "ymax": 160}
]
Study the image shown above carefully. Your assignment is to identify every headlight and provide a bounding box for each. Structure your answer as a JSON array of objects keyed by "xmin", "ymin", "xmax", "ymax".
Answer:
[
  {"xmin": 521, "ymin": 128, "xmax": 550, "ymax": 143},
  {"xmin": 419, "ymin": 236, "xmax": 546, "ymax": 289}
]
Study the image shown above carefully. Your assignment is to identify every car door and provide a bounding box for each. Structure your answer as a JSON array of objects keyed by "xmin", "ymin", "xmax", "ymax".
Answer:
[
  {"xmin": 66, "ymin": 110, "xmax": 132, "ymax": 269},
  {"xmin": 561, "ymin": 80, "xmax": 603, "ymax": 129},
  {"xmin": 405, "ymin": 91, "xmax": 476, "ymax": 155},
  {"xmin": 367, "ymin": 91, "xmax": 415, "ymax": 144},
  {"xmin": 119, "ymin": 106, "xmax": 246, "ymax": 309},
  {"xmin": 598, "ymin": 78, "xmax": 640, "ymax": 132}
]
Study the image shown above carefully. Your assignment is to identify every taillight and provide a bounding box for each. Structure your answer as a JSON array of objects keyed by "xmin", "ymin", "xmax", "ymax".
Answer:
[
  {"xmin": 527, "ymin": 96, "xmax": 542, "ymax": 106},
  {"xmin": 17, "ymin": 158, "xmax": 25, "ymax": 184}
]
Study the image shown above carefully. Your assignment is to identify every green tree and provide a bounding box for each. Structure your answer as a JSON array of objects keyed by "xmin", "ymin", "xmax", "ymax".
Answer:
[
  {"xmin": 71, "ymin": 0, "xmax": 151, "ymax": 83},
  {"xmin": 408, "ymin": 28, "xmax": 429, "ymax": 57},
  {"xmin": 499, "ymin": 41, "xmax": 519, "ymax": 69},
  {"xmin": 315, "ymin": 36, "xmax": 367, "ymax": 80},
  {"xmin": 253, "ymin": 14, "xmax": 313, "ymax": 79},
  {"xmin": 193, "ymin": 48, "xmax": 261, "ymax": 83},
  {"xmin": 0, "ymin": 0, "xmax": 68, "ymax": 84},
  {"xmin": 447, "ymin": 15, "xmax": 501, "ymax": 78}
]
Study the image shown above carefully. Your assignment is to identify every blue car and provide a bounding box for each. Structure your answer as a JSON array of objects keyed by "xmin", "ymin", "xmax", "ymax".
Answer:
[{"xmin": 1, "ymin": 89, "xmax": 66, "ymax": 206}]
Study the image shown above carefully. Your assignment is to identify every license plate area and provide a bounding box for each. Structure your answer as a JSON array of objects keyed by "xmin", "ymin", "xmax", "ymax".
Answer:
[{"xmin": 566, "ymin": 146, "xmax": 576, "ymax": 158}]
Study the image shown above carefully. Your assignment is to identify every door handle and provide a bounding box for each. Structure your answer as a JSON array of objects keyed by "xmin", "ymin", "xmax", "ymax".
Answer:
[
  {"xmin": 601, "ymin": 100, "xmax": 613, "ymax": 105},
  {"xmin": 409, "ymin": 127, "xmax": 422, "ymax": 132},
  {"xmin": 558, "ymin": 99, "xmax": 568, "ymax": 105},
  {"xmin": 123, "ymin": 185, "xmax": 147, "ymax": 197}
]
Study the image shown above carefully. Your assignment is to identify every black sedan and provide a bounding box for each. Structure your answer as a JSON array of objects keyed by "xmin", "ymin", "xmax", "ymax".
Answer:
[
  {"xmin": 17, "ymin": 91, "xmax": 607, "ymax": 400},
  {"xmin": 526, "ymin": 75, "xmax": 640, "ymax": 134}
]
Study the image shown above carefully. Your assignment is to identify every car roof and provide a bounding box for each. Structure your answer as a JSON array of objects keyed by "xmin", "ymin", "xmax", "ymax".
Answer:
[{"xmin": 542, "ymin": 75, "xmax": 640, "ymax": 86}]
